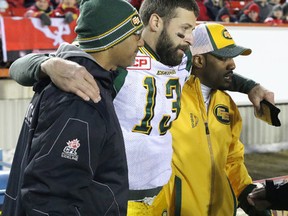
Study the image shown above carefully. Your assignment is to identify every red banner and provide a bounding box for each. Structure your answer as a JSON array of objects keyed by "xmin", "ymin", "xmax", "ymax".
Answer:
[{"xmin": 0, "ymin": 16, "xmax": 77, "ymax": 62}]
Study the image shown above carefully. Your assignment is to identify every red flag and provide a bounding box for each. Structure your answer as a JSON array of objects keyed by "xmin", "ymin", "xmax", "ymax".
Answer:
[{"xmin": 3, "ymin": 17, "xmax": 77, "ymax": 51}]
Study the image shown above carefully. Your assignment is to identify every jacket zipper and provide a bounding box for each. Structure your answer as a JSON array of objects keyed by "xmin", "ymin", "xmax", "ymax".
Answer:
[{"xmin": 205, "ymin": 122, "xmax": 216, "ymax": 216}]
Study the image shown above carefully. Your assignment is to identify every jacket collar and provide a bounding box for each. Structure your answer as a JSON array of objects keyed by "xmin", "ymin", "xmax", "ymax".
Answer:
[{"xmin": 139, "ymin": 42, "xmax": 161, "ymax": 61}]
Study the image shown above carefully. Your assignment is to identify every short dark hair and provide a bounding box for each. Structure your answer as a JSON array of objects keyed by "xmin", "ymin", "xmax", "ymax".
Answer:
[{"xmin": 139, "ymin": 0, "xmax": 199, "ymax": 26}]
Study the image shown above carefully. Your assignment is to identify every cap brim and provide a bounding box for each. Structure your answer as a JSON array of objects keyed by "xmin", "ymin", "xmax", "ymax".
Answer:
[{"xmin": 211, "ymin": 44, "xmax": 252, "ymax": 58}]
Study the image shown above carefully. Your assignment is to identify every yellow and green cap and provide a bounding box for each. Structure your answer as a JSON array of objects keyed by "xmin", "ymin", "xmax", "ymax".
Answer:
[
  {"xmin": 191, "ymin": 23, "xmax": 252, "ymax": 58},
  {"xmin": 75, "ymin": 0, "xmax": 143, "ymax": 53}
]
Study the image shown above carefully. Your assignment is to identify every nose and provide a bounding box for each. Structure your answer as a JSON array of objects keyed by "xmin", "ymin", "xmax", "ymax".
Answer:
[
  {"xmin": 184, "ymin": 33, "xmax": 194, "ymax": 45},
  {"xmin": 227, "ymin": 58, "xmax": 236, "ymax": 70},
  {"xmin": 137, "ymin": 37, "xmax": 145, "ymax": 47}
]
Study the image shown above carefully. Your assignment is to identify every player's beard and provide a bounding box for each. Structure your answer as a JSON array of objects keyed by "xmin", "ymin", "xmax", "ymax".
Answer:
[{"xmin": 156, "ymin": 28, "xmax": 186, "ymax": 67}]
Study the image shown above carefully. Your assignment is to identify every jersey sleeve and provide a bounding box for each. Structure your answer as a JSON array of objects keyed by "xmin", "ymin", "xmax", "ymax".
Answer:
[
  {"xmin": 228, "ymin": 73, "xmax": 259, "ymax": 94},
  {"xmin": 9, "ymin": 53, "xmax": 50, "ymax": 86}
]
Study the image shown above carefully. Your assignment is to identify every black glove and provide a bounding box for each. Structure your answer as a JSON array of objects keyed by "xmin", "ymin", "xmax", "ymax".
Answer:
[
  {"xmin": 238, "ymin": 184, "xmax": 272, "ymax": 216},
  {"xmin": 266, "ymin": 180, "xmax": 288, "ymax": 210},
  {"xmin": 64, "ymin": 12, "xmax": 74, "ymax": 24},
  {"xmin": 39, "ymin": 13, "xmax": 51, "ymax": 26}
]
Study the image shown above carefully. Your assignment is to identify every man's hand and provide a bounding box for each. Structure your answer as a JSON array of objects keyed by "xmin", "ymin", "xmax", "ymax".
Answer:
[
  {"xmin": 239, "ymin": 184, "xmax": 272, "ymax": 215},
  {"xmin": 64, "ymin": 12, "xmax": 74, "ymax": 24},
  {"xmin": 248, "ymin": 187, "xmax": 272, "ymax": 211},
  {"xmin": 39, "ymin": 13, "xmax": 51, "ymax": 26},
  {"xmin": 248, "ymin": 85, "xmax": 275, "ymax": 112},
  {"xmin": 41, "ymin": 57, "xmax": 101, "ymax": 103}
]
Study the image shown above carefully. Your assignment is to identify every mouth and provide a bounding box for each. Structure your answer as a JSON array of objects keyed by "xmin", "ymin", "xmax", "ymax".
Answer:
[
  {"xmin": 177, "ymin": 49, "xmax": 185, "ymax": 55},
  {"xmin": 224, "ymin": 71, "xmax": 233, "ymax": 82},
  {"xmin": 177, "ymin": 45, "xmax": 189, "ymax": 53},
  {"xmin": 177, "ymin": 47, "xmax": 188, "ymax": 57}
]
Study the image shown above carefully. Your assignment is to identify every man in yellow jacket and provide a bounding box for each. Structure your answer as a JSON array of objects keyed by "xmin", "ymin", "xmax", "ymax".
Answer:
[{"xmin": 163, "ymin": 23, "xmax": 271, "ymax": 216}]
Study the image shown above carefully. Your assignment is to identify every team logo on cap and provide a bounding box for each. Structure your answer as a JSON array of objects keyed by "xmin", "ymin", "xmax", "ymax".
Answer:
[
  {"xmin": 222, "ymin": 29, "xmax": 233, "ymax": 40},
  {"xmin": 131, "ymin": 14, "xmax": 142, "ymax": 26},
  {"xmin": 162, "ymin": 210, "xmax": 168, "ymax": 216},
  {"xmin": 213, "ymin": 105, "xmax": 230, "ymax": 124}
]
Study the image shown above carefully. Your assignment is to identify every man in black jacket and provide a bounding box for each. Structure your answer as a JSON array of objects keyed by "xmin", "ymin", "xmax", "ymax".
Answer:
[
  {"xmin": 2, "ymin": 0, "xmax": 143, "ymax": 215},
  {"xmin": 248, "ymin": 180, "xmax": 288, "ymax": 210}
]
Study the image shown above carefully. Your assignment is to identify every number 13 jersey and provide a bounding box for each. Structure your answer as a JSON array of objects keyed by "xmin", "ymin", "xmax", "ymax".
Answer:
[{"xmin": 113, "ymin": 45, "xmax": 191, "ymax": 190}]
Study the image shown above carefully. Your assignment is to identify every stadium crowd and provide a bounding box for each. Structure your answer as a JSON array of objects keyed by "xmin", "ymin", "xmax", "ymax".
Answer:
[
  {"xmin": 0, "ymin": 0, "xmax": 79, "ymax": 24},
  {"xmin": 127, "ymin": 0, "xmax": 288, "ymax": 24},
  {"xmin": 128, "ymin": 0, "xmax": 288, "ymax": 24},
  {"xmin": 0, "ymin": 0, "xmax": 287, "ymax": 24}
]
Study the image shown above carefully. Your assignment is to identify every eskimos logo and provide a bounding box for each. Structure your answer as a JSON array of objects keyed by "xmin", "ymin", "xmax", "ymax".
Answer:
[
  {"xmin": 222, "ymin": 29, "xmax": 232, "ymax": 40},
  {"xmin": 131, "ymin": 14, "xmax": 142, "ymax": 26},
  {"xmin": 213, "ymin": 105, "xmax": 230, "ymax": 124}
]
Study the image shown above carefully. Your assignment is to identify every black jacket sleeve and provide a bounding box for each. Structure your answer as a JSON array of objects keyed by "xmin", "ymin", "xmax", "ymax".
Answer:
[
  {"xmin": 266, "ymin": 180, "xmax": 288, "ymax": 210},
  {"xmin": 238, "ymin": 184, "xmax": 272, "ymax": 216}
]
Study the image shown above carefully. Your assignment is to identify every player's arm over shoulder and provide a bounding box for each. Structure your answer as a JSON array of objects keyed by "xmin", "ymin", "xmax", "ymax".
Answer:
[{"xmin": 9, "ymin": 53, "xmax": 50, "ymax": 86}]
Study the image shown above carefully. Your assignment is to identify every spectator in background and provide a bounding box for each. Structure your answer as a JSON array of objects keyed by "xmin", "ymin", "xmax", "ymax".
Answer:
[
  {"xmin": 6, "ymin": 0, "xmax": 25, "ymax": 8},
  {"xmin": 204, "ymin": 0, "xmax": 223, "ymax": 20},
  {"xmin": 196, "ymin": 0, "xmax": 211, "ymax": 21},
  {"xmin": 281, "ymin": 2, "xmax": 288, "ymax": 23},
  {"xmin": 216, "ymin": 5, "xmax": 238, "ymax": 22},
  {"xmin": 24, "ymin": 0, "xmax": 52, "ymax": 25},
  {"xmin": 49, "ymin": 0, "xmax": 60, "ymax": 8},
  {"xmin": 238, "ymin": 0, "xmax": 273, "ymax": 22},
  {"xmin": 51, "ymin": 0, "xmax": 79, "ymax": 24},
  {"xmin": 24, "ymin": 0, "xmax": 37, "ymax": 7},
  {"xmin": 0, "ymin": 0, "xmax": 8, "ymax": 12},
  {"xmin": 239, "ymin": 3, "xmax": 261, "ymax": 22},
  {"xmin": 264, "ymin": 4, "xmax": 283, "ymax": 24},
  {"xmin": 255, "ymin": 0, "xmax": 273, "ymax": 21},
  {"xmin": 127, "ymin": 0, "xmax": 143, "ymax": 11},
  {"xmin": 24, "ymin": 0, "xmax": 60, "ymax": 8},
  {"xmin": 268, "ymin": 0, "xmax": 282, "ymax": 7}
]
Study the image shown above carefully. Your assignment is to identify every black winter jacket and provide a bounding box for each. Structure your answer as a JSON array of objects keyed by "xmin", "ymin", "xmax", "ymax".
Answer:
[
  {"xmin": 2, "ymin": 44, "xmax": 129, "ymax": 216},
  {"xmin": 266, "ymin": 180, "xmax": 288, "ymax": 210}
]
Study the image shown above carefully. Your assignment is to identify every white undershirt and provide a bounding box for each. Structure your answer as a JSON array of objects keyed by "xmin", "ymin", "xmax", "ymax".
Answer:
[{"xmin": 201, "ymin": 84, "xmax": 211, "ymax": 112}]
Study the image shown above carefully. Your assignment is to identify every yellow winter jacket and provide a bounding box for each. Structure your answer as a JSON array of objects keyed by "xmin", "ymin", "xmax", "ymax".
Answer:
[{"xmin": 164, "ymin": 75, "xmax": 253, "ymax": 216}]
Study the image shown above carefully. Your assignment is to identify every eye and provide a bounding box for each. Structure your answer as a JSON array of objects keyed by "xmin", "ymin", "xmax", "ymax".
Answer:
[
  {"xmin": 133, "ymin": 30, "xmax": 142, "ymax": 40},
  {"xmin": 133, "ymin": 30, "xmax": 142, "ymax": 36},
  {"xmin": 182, "ymin": 26, "xmax": 190, "ymax": 31},
  {"xmin": 218, "ymin": 56, "xmax": 227, "ymax": 61},
  {"xmin": 176, "ymin": 32, "xmax": 185, "ymax": 39},
  {"xmin": 212, "ymin": 55, "xmax": 228, "ymax": 61}
]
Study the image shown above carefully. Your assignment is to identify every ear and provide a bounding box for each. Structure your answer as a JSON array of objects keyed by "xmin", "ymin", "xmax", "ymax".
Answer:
[
  {"xmin": 192, "ymin": 55, "xmax": 205, "ymax": 69},
  {"xmin": 148, "ymin": 13, "xmax": 163, "ymax": 32}
]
